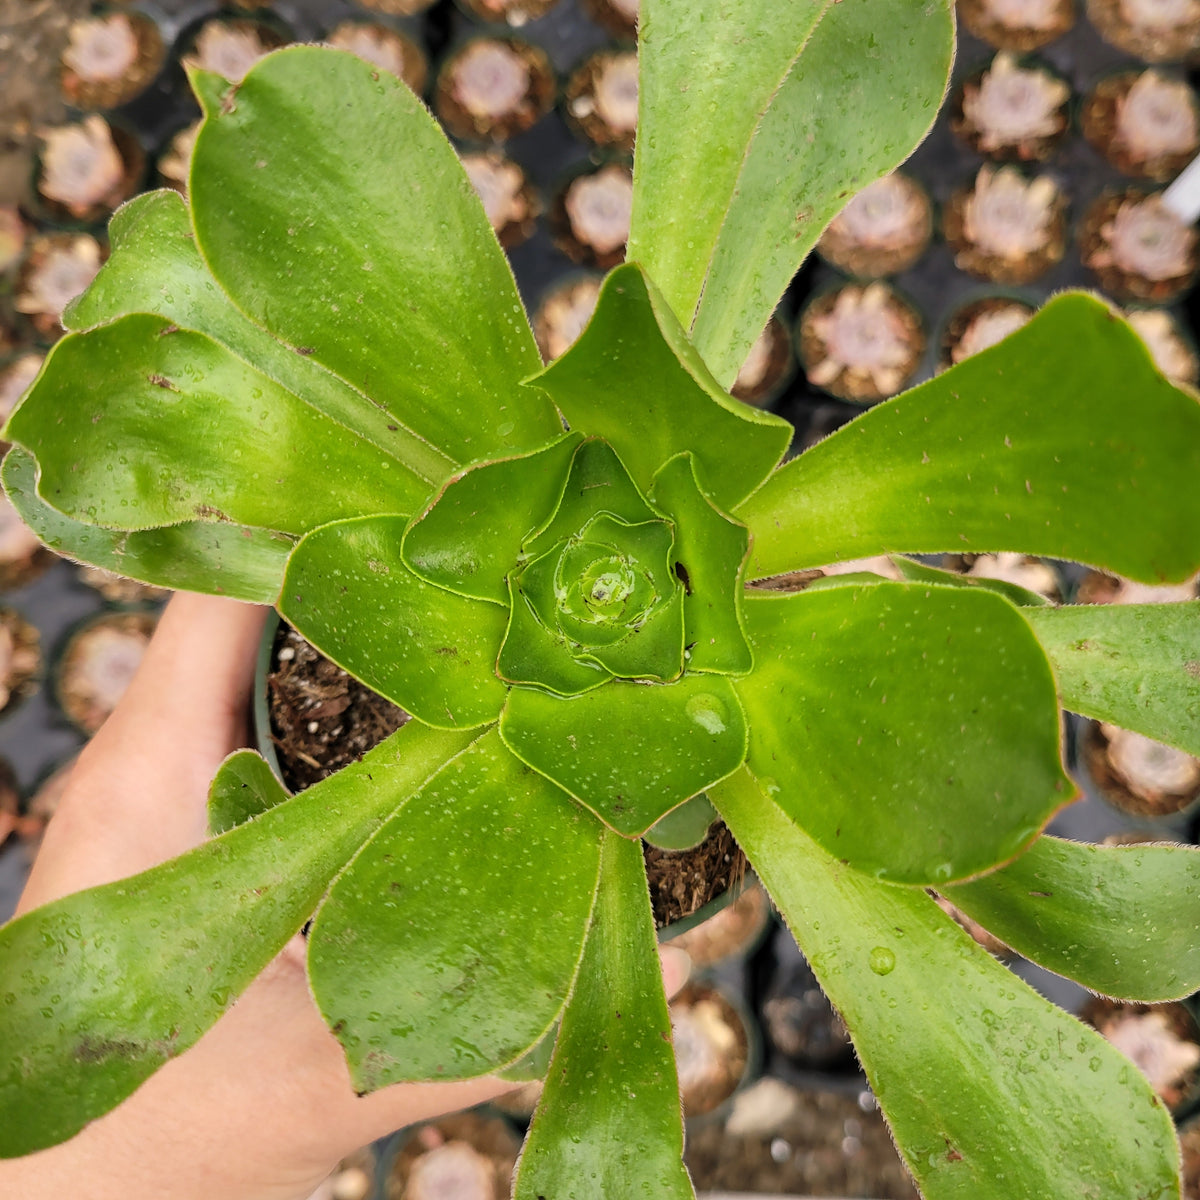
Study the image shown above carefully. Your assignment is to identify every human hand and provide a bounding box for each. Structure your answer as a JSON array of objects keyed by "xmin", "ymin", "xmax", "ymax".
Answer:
[{"xmin": 2, "ymin": 593, "xmax": 691, "ymax": 1200}]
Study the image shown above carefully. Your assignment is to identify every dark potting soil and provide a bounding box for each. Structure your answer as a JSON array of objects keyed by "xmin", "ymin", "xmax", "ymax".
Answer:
[
  {"xmin": 265, "ymin": 622, "xmax": 745, "ymax": 927},
  {"xmin": 266, "ymin": 624, "xmax": 410, "ymax": 792},
  {"xmin": 645, "ymin": 822, "xmax": 748, "ymax": 929}
]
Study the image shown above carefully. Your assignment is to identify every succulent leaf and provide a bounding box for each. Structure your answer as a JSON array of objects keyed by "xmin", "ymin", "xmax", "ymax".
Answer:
[
  {"xmin": 4, "ymin": 315, "xmax": 405, "ymax": 536},
  {"xmin": 481, "ymin": 438, "xmax": 708, "ymax": 691},
  {"xmin": 514, "ymin": 830, "xmax": 695, "ymax": 1200},
  {"xmin": 525, "ymin": 437, "xmax": 661, "ymax": 557},
  {"xmin": 515, "ymin": 514, "xmax": 685, "ymax": 683},
  {"xmin": 741, "ymin": 294, "xmax": 1200, "ymax": 585},
  {"xmin": 500, "ymin": 673, "xmax": 748, "ymax": 836},
  {"xmin": 713, "ymin": 766, "xmax": 1183, "ymax": 1200},
  {"xmin": 690, "ymin": 0, "xmax": 955, "ymax": 384},
  {"xmin": 736, "ymin": 583, "xmax": 1072, "ymax": 884},
  {"xmin": 189, "ymin": 46, "xmax": 560, "ymax": 465},
  {"xmin": 644, "ymin": 791, "xmax": 718, "ymax": 851},
  {"xmin": 630, "ymin": 0, "xmax": 823, "ymax": 331},
  {"xmin": 1024, "ymin": 601, "xmax": 1200, "ymax": 756},
  {"xmin": 498, "ymin": 571, "xmax": 615, "ymax": 696},
  {"xmin": 531, "ymin": 264, "xmax": 791, "ymax": 512},
  {"xmin": 280, "ymin": 514, "xmax": 508, "ymax": 729},
  {"xmin": 0, "ymin": 720, "xmax": 475, "ymax": 1157},
  {"xmin": 632, "ymin": 0, "xmax": 953, "ymax": 385},
  {"xmin": 403, "ymin": 433, "xmax": 584, "ymax": 604},
  {"xmin": 307, "ymin": 728, "xmax": 604, "ymax": 1088},
  {"xmin": 649, "ymin": 453, "xmax": 753, "ymax": 675},
  {"xmin": 63, "ymin": 190, "xmax": 453, "ymax": 501},
  {"xmin": 206, "ymin": 749, "xmax": 289, "ymax": 835},
  {"xmin": 1, "ymin": 448, "xmax": 293, "ymax": 603},
  {"xmin": 945, "ymin": 836, "xmax": 1200, "ymax": 1001}
]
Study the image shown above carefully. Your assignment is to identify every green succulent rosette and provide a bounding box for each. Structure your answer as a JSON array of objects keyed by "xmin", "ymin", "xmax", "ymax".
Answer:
[
  {"xmin": 2, "ymin": 29, "xmax": 1200, "ymax": 1200},
  {"xmin": 299, "ymin": 427, "xmax": 750, "ymax": 837}
]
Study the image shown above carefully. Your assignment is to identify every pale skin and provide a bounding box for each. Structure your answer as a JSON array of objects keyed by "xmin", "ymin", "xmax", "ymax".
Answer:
[{"xmin": 1, "ymin": 592, "xmax": 690, "ymax": 1200}]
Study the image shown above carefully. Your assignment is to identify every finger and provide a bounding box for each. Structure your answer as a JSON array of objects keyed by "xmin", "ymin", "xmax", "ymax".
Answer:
[
  {"xmin": 659, "ymin": 943, "xmax": 692, "ymax": 999},
  {"xmin": 18, "ymin": 594, "xmax": 268, "ymax": 912},
  {"xmin": 86, "ymin": 592, "xmax": 269, "ymax": 802}
]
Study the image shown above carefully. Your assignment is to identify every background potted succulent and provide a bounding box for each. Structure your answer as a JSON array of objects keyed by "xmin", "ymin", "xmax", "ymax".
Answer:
[{"xmin": 2, "ymin": 1, "xmax": 1200, "ymax": 1196}]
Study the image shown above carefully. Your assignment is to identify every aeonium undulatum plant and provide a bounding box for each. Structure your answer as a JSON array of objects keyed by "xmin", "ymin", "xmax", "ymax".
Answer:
[{"xmin": 2, "ymin": 3, "xmax": 1200, "ymax": 1195}]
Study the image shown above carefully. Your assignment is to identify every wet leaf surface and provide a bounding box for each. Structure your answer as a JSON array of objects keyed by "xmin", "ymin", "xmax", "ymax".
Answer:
[
  {"xmin": 634, "ymin": 0, "xmax": 953, "ymax": 385},
  {"xmin": 403, "ymin": 434, "xmax": 583, "ymax": 605},
  {"xmin": 1024, "ymin": 601, "xmax": 1200, "ymax": 756},
  {"xmin": 307, "ymin": 728, "xmax": 603, "ymax": 1088},
  {"xmin": 947, "ymin": 835, "xmax": 1200, "ymax": 1001},
  {"xmin": 281, "ymin": 514, "xmax": 508, "ymax": 729},
  {"xmin": 190, "ymin": 47, "xmax": 560, "ymax": 466},
  {"xmin": 1, "ymin": 447, "xmax": 292, "ymax": 603},
  {"xmin": 742, "ymin": 295, "xmax": 1200, "ymax": 586},
  {"xmin": 533, "ymin": 265, "xmax": 790, "ymax": 512},
  {"xmin": 206, "ymin": 748, "xmax": 289, "ymax": 835},
  {"xmin": 735, "ymin": 582, "xmax": 1070, "ymax": 884},
  {"xmin": 714, "ymin": 766, "xmax": 1183, "ymax": 1200},
  {"xmin": 0, "ymin": 720, "xmax": 474, "ymax": 1156},
  {"xmin": 649, "ymin": 453, "xmax": 752, "ymax": 675},
  {"xmin": 500, "ymin": 672, "xmax": 748, "ymax": 836},
  {"xmin": 514, "ymin": 830, "xmax": 695, "ymax": 1200},
  {"xmin": 6, "ymin": 315, "xmax": 408, "ymax": 536},
  {"xmin": 63, "ymin": 189, "xmax": 452, "ymax": 501}
]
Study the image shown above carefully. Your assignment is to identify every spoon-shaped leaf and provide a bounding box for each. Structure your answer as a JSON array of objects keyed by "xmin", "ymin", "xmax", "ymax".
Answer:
[
  {"xmin": 64, "ymin": 189, "xmax": 452, "ymax": 500},
  {"xmin": 1023, "ymin": 602, "xmax": 1200, "ymax": 756},
  {"xmin": 629, "ymin": 0, "xmax": 823, "ymax": 331},
  {"xmin": 649, "ymin": 453, "xmax": 752, "ymax": 675},
  {"xmin": 740, "ymin": 294, "xmax": 1200, "ymax": 586},
  {"xmin": 524, "ymin": 436, "xmax": 661, "ymax": 558},
  {"xmin": 403, "ymin": 434, "xmax": 583, "ymax": 604},
  {"xmin": 735, "ymin": 583, "xmax": 1072, "ymax": 884},
  {"xmin": 207, "ymin": 749, "xmax": 290, "ymax": 835},
  {"xmin": 0, "ymin": 720, "xmax": 474, "ymax": 1158},
  {"xmin": 514, "ymin": 830, "xmax": 695, "ymax": 1200},
  {"xmin": 5, "ymin": 315, "xmax": 408, "ymax": 536},
  {"xmin": 500, "ymin": 674, "xmax": 748, "ymax": 836},
  {"xmin": 307, "ymin": 729, "xmax": 603, "ymax": 1089},
  {"xmin": 0, "ymin": 448, "xmax": 292, "ymax": 603},
  {"xmin": 712, "ymin": 767, "xmax": 1183, "ymax": 1200},
  {"xmin": 945, "ymin": 836, "xmax": 1200, "ymax": 1001},
  {"xmin": 532, "ymin": 264, "xmax": 791, "ymax": 512},
  {"xmin": 689, "ymin": 0, "xmax": 954, "ymax": 384},
  {"xmin": 189, "ymin": 46, "xmax": 559, "ymax": 465},
  {"xmin": 281, "ymin": 515, "xmax": 508, "ymax": 730}
]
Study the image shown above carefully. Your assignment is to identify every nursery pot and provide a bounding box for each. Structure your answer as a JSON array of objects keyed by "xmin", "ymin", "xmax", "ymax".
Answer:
[{"xmin": 253, "ymin": 614, "xmax": 751, "ymax": 934}]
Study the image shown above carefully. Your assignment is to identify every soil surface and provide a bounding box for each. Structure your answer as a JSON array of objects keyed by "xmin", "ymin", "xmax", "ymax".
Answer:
[
  {"xmin": 266, "ymin": 624, "xmax": 410, "ymax": 792},
  {"xmin": 266, "ymin": 622, "xmax": 747, "ymax": 927}
]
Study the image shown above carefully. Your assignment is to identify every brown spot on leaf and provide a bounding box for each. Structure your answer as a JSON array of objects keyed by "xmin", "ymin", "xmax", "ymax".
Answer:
[
  {"xmin": 147, "ymin": 373, "xmax": 178, "ymax": 391},
  {"xmin": 1186, "ymin": 661, "xmax": 1200, "ymax": 679},
  {"xmin": 75, "ymin": 1034, "xmax": 166, "ymax": 1063}
]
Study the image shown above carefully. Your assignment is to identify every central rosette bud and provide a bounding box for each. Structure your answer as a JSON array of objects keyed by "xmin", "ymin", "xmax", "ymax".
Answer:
[{"xmin": 498, "ymin": 450, "xmax": 687, "ymax": 694}]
